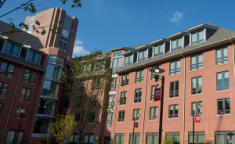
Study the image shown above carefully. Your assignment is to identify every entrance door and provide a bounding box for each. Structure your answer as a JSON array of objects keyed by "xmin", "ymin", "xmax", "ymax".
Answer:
[{"xmin": 104, "ymin": 136, "xmax": 111, "ymax": 144}]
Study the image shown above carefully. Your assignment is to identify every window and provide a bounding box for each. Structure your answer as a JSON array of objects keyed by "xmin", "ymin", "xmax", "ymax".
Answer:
[
  {"xmin": 15, "ymin": 107, "xmax": 27, "ymax": 119},
  {"xmin": 59, "ymin": 36, "xmax": 68, "ymax": 51},
  {"xmin": 120, "ymin": 91, "xmax": 127, "ymax": 105},
  {"xmin": 48, "ymin": 55, "xmax": 65, "ymax": 66},
  {"xmin": 150, "ymin": 107, "xmax": 158, "ymax": 120},
  {"xmin": 63, "ymin": 97, "xmax": 69, "ymax": 109},
  {"xmin": 134, "ymin": 88, "xmax": 142, "ymax": 103},
  {"xmin": 146, "ymin": 133, "xmax": 158, "ymax": 144},
  {"xmin": 88, "ymin": 113, "xmax": 95, "ymax": 123},
  {"xmin": 169, "ymin": 104, "xmax": 178, "ymax": 118},
  {"xmin": 76, "ymin": 97, "xmax": 83, "ymax": 108},
  {"xmin": 170, "ymin": 60, "xmax": 180, "ymax": 75},
  {"xmin": 45, "ymin": 64, "xmax": 63, "ymax": 80},
  {"xmin": 191, "ymin": 101, "xmax": 202, "ymax": 116},
  {"xmin": 135, "ymin": 69, "xmax": 144, "ymax": 83},
  {"xmin": 110, "ymin": 78, "xmax": 117, "ymax": 91},
  {"xmin": 4, "ymin": 42, "xmax": 20, "ymax": 56},
  {"xmin": 0, "ymin": 104, "xmax": 3, "ymax": 116},
  {"xmin": 0, "ymin": 62, "xmax": 15, "ymax": 78},
  {"xmin": 129, "ymin": 133, "xmax": 140, "ymax": 144},
  {"xmin": 84, "ymin": 133, "xmax": 94, "ymax": 144},
  {"xmin": 133, "ymin": 109, "xmax": 140, "ymax": 121},
  {"xmin": 216, "ymin": 47, "xmax": 228, "ymax": 65},
  {"xmin": 151, "ymin": 85, "xmax": 159, "ymax": 101},
  {"xmin": 166, "ymin": 132, "xmax": 180, "ymax": 144},
  {"xmin": 215, "ymin": 131, "xmax": 235, "ymax": 144},
  {"xmin": 37, "ymin": 99, "xmax": 57, "ymax": 115},
  {"xmin": 218, "ymin": 98, "xmax": 230, "ymax": 115},
  {"xmin": 23, "ymin": 69, "xmax": 36, "ymax": 83},
  {"xmin": 191, "ymin": 30, "xmax": 204, "ymax": 45},
  {"xmin": 191, "ymin": 76, "xmax": 202, "ymax": 94},
  {"xmin": 154, "ymin": 44, "xmax": 164, "ymax": 57},
  {"xmin": 112, "ymin": 51, "xmax": 122, "ymax": 72},
  {"xmin": 118, "ymin": 111, "xmax": 125, "ymax": 122},
  {"xmin": 0, "ymin": 82, "xmax": 9, "ymax": 98},
  {"xmin": 170, "ymin": 81, "xmax": 179, "ymax": 98},
  {"xmin": 92, "ymin": 79, "xmax": 100, "ymax": 90},
  {"xmin": 33, "ymin": 117, "xmax": 53, "ymax": 134},
  {"xmin": 75, "ymin": 113, "xmax": 80, "ymax": 122},
  {"xmin": 171, "ymin": 38, "xmax": 183, "ymax": 52},
  {"xmin": 121, "ymin": 73, "xmax": 129, "ymax": 86},
  {"xmin": 106, "ymin": 113, "xmax": 113, "ymax": 127},
  {"xmin": 20, "ymin": 88, "xmax": 31, "ymax": 102},
  {"xmin": 41, "ymin": 81, "xmax": 60, "ymax": 97},
  {"xmin": 151, "ymin": 65, "xmax": 161, "ymax": 80},
  {"xmin": 191, "ymin": 54, "xmax": 203, "ymax": 71},
  {"xmin": 27, "ymin": 50, "xmax": 40, "ymax": 64},
  {"xmin": 188, "ymin": 132, "xmax": 205, "ymax": 144},
  {"xmin": 115, "ymin": 133, "xmax": 124, "ymax": 144},
  {"xmin": 69, "ymin": 133, "xmax": 79, "ymax": 144},
  {"xmin": 124, "ymin": 54, "xmax": 133, "ymax": 66},
  {"xmin": 217, "ymin": 71, "xmax": 229, "ymax": 91},
  {"xmin": 138, "ymin": 49, "xmax": 147, "ymax": 62},
  {"xmin": 6, "ymin": 130, "xmax": 24, "ymax": 144}
]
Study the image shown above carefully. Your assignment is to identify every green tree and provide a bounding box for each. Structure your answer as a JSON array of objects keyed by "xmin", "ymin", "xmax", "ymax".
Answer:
[
  {"xmin": 50, "ymin": 110, "xmax": 77, "ymax": 144},
  {"xmin": 62, "ymin": 49, "xmax": 112, "ymax": 144}
]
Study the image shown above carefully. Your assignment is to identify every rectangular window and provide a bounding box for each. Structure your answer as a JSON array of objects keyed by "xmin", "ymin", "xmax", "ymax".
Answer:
[
  {"xmin": 218, "ymin": 98, "xmax": 230, "ymax": 115},
  {"xmin": 63, "ymin": 97, "xmax": 69, "ymax": 109},
  {"xmin": 124, "ymin": 54, "xmax": 133, "ymax": 66},
  {"xmin": 154, "ymin": 44, "xmax": 164, "ymax": 57},
  {"xmin": 215, "ymin": 131, "xmax": 235, "ymax": 144},
  {"xmin": 27, "ymin": 50, "xmax": 40, "ymax": 64},
  {"xmin": 216, "ymin": 47, "xmax": 228, "ymax": 65},
  {"xmin": 37, "ymin": 99, "xmax": 57, "ymax": 115},
  {"xmin": 49, "ymin": 55, "xmax": 65, "ymax": 66},
  {"xmin": 4, "ymin": 42, "xmax": 20, "ymax": 56},
  {"xmin": 0, "ymin": 81, "xmax": 9, "ymax": 98},
  {"xmin": 138, "ymin": 49, "xmax": 147, "ymax": 62},
  {"xmin": 129, "ymin": 133, "xmax": 140, "ymax": 144},
  {"xmin": 151, "ymin": 85, "xmax": 159, "ymax": 101},
  {"xmin": 121, "ymin": 73, "xmax": 129, "ymax": 86},
  {"xmin": 191, "ymin": 54, "xmax": 203, "ymax": 71},
  {"xmin": 151, "ymin": 65, "xmax": 161, "ymax": 80},
  {"xmin": 134, "ymin": 88, "xmax": 142, "ymax": 103},
  {"xmin": 115, "ymin": 134, "xmax": 124, "ymax": 144},
  {"xmin": 150, "ymin": 107, "xmax": 158, "ymax": 120},
  {"xmin": 171, "ymin": 38, "xmax": 183, "ymax": 52},
  {"xmin": 106, "ymin": 113, "xmax": 113, "ymax": 127},
  {"xmin": 88, "ymin": 113, "xmax": 95, "ymax": 123},
  {"xmin": 118, "ymin": 111, "xmax": 125, "ymax": 122},
  {"xmin": 84, "ymin": 133, "xmax": 94, "ymax": 144},
  {"xmin": 69, "ymin": 133, "xmax": 79, "ymax": 144},
  {"xmin": 120, "ymin": 91, "xmax": 127, "ymax": 105},
  {"xmin": 106, "ymin": 95, "xmax": 115, "ymax": 127},
  {"xmin": 133, "ymin": 109, "xmax": 140, "ymax": 121},
  {"xmin": 0, "ymin": 104, "xmax": 3, "ymax": 116},
  {"xmin": 23, "ymin": 69, "xmax": 37, "ymax": 84},
  {"xmin": 41, "ymin": 81, "xmax": 60, "ymax": 97},
  {"xmin": 191, "ymin": 101, "xmax": 202, "ymax": 116},
  {"xmin": 135, "ymin": 69, "xmax": 144, "ymax": 83},
  {"xmin": 170, "ymin": 81, "xmax": 179, "ymax": 98},
  {"xmin": 112, "ymin": 51, "xmax": 122, "ymax": 72},
  {"xmin": 146, "ymin": 133, "xmax": 158, "ymax": 144},
  {"xmin": 15, "ymin": 107, "xmax": 27, "ymax": 119},
  {"xmin": 191, "ymin": 76, "xmax": 202, "ymax": 94},
  {"xmin": 170, "ymin": 60, "xmax": 181, "ymax": 75},
  {"xmin": 45, "ymin": 64, "xmax": 63, "ymax": 80},
  {"xmin": 169, "ymin": 104, "xmax": 178, "ymax": 118},
  {"xmin": 191, "ymin": 30, "xmax": 204, "ymax": 45},
  {"xmin": 0, "ymin": 62, "xmax": 15, "ymax": 78},
  {"xmin": 59, "ymin": 36, "xmax": 68, "ymax": 51},
  {"xmin": 166, "ymin": 132, "xmax": 180, "ymax": 144},
  {"xmin": 6, "ymin": 130, "xmax": 24, "ymax": 144},
  {"xmin": 217, "ymin": 71, "xmax": 229, "ymax": 91},
  {"xmin": 20, "ymin": 88, "xmax": 31, "ymax": 102},
  {"xmin": 110, "ymin": 78, "xmax": 117, "ymax": 91},
  {"xmin": 188, "ymin": 132, "xmax": 205, "ymax": 144}
]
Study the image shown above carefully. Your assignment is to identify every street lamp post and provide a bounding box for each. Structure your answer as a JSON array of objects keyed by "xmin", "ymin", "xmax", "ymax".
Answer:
[
  {"xmin": 193, "ymin": 104, "xmax": 202, "ymax": 144},
  {"xmin": 132, "ymin": 114, "xmax": 140, "ymax": 144},
  {"xmin": 14, "ymin": 110, "xmax": 24, "ymax": 144},
  {"xmin": 149, "ymin": 67, "xmax": 165, "ymax": 144}
]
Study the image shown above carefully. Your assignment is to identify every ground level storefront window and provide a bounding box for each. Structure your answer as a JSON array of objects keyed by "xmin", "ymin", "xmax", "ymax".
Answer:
[
  {"xmin": 129, "ymin": 133, "xmax": 140, "ymax": 144},
  {"xmin": 166, "ymin": 132, "xmax": 180, "ymax": 144},
  {"xmin": 115, "ymin": 133, "xmax": 124, "ymax": 144},
  {"xmin": 84, "ymin": 133, "xmax": 94, "ymax": 144},
  {"xmin": 33, "ymin": 117, "xmax": 53, "ymax": 134},
  {"xmin": 215, "ymin": 131, "xmax": 235, "ymax": 144},
  {"xmin": 146, "ymin": 133, "xmax": 158, "ymax": 144},
  {"xmin": 188, "ymin": 132, "xmax": 205, "ymax": 144},
  {"xmin": 6, "ymin": 130, "xmax": 24, "ymax": 144},
  {"xmin": 69, "ymin": 133, "xmax": 78, "ymax": 144}
]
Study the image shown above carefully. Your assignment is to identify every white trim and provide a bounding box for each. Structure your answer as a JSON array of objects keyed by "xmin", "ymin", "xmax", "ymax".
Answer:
[
  {"xmin": 182, "ymin": 35, "xmax": 185, "ymax": 48},
  {"xmin": 190, "ymin": 34, "xmax": 192, "ymax": 46},
  {"xmin": 146, "ymin": 48, "xmax": 149, "ymax": 60},
  {"xmin": 1, "ymin": 39, "xmax": 6, "ymax": 52},
  {"xmin": 109, "ymin": 91, "xmax": 116, "ymax": 95},
  {"xmin": 152, "ymin": 46, "xmax": 154, "ymax": 57},
  {"xmin": 204, "ymin": 28, "xmax": 207, "ymax": 41},
  {"xmin": 170, "ymin": 40, "xmax": 172, "ymax": 52},
  {"xmin": 112, "ymin": 74, "xmax": 118, "ymax": 78},
  {"xmin": 204, "ymin": 24, "xmax": 219, "ymax": 30},
  {"xmin": 163, "ymin": 43, "xmax": 166, "ymax": 54},
  {"xmin": 18, "ymin": 46, "xmax": 22, "ymax": 57}
]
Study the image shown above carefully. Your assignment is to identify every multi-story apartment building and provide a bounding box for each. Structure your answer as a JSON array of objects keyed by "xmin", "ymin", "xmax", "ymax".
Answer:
[{"xmin": 0, "ymin": 8, "xmax": 78, "ymax": 144}]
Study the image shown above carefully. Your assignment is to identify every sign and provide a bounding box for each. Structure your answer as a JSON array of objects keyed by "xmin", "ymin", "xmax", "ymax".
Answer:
[
  {"xmin": 195, "ymin": 115, "xmax": 201, "ymax": 123},
  {"xmin": 154, "ymin": 88, "xmax": 161, "ymax": 101},
  {"xmin": 134, "ymin": 122, "xmax": 138, "ymax": 128}
]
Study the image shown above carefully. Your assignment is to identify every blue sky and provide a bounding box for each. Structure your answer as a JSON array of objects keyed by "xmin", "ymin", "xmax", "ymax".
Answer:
[{"xmin": 1, "ymin": 0, "xmax": 235, "ymax": 57}]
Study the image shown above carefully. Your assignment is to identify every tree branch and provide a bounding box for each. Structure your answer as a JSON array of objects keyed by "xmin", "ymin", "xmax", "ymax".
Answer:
[{"xmin": 0, "ymin": 0, "xmax": 6, "ymax": 8}]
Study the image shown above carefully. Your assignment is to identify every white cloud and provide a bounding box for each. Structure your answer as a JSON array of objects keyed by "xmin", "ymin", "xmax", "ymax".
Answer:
[
  {"xmin": 73, "ymin": 40, "xmax": 90, "ymax": 57},
  {"xmin": 169, "ymin": 11, "xmax": 183, "ymax": 23}
]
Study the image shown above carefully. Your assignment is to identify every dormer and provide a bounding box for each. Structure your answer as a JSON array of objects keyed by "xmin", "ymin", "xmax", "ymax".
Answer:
[
  {"xmin": 188, "ymin": 23, "xmax": 219, "ymax": 46},
  {"xmin": 135, "ymin": 45, "xmax": 151, "ymax": 62},
  {"xmin": 149, "ymin": 38, "xmax": 170, "ymax": 57},
  {"xmin": 167, "ymin": 32, "xmax": 190, "ymax": 52},
  {"xmin": 123, "ymin": 50, "xmax": 137, "ymax": 66}
]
